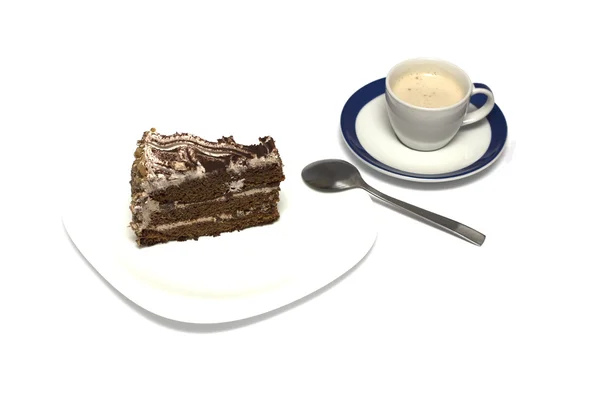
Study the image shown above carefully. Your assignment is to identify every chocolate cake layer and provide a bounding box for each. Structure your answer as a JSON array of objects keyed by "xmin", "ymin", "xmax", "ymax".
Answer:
[
  {"xmin": 137, "ymin": 208, "xmax": 280, "ymax": 247},
  {"xmin": 133, "ymin": 188, "xmax": 280, "ymax": 230},
  {"xmin": 138, "ymin": 164, "xmax": 284, "ymax": 203}
]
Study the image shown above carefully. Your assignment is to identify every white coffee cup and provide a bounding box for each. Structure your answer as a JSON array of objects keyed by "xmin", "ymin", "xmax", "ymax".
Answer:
[{"xmin": 385, "ymin": 58, "xmax": 495, "ymax": 151}]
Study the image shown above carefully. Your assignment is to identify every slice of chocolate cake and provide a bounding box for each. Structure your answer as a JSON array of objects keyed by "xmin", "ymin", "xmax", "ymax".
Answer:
[{"xmin": 129, "ymin": 128, "xmax": 285, "ymax": 247}]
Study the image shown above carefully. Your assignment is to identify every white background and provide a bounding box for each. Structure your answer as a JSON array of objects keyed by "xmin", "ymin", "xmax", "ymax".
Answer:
[{"xmin": 2, "ymin": 0, "xmax": 599, "ymax": 397}]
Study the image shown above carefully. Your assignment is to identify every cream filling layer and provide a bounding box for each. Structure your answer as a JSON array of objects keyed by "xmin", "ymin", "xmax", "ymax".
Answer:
[
  {"xmin": 171, "ymin": 186, "xmax": 278, "ymax": 208},
  {"xmin": 149, "ymin": 208, "xmax": 273, "ymax": 231},
  {"xmin": 152, "ymin": 216, "xmax": 216, "ymax": 231}
]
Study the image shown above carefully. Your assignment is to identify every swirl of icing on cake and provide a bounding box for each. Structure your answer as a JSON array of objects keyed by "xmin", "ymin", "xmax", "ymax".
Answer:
[{"xmin": 137, "ymin": 128, "xmax": 280, "ymax": 181}]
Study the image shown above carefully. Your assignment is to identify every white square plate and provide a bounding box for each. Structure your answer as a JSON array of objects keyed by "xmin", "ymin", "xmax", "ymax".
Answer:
[{"xmin": 63, "ymin": 160, "xmax": 377, "ymax": 324}]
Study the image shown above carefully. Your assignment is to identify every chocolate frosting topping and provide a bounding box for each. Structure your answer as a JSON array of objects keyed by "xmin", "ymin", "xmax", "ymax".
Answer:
[{"xmin": 133, "ymin": 128, "xmax": 282, "ymax": 182}]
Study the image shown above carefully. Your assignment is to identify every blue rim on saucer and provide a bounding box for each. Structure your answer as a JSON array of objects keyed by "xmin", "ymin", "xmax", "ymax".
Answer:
[{"xmin": 340, "ymin": 78, "xmax": 508, "ymax": 182}]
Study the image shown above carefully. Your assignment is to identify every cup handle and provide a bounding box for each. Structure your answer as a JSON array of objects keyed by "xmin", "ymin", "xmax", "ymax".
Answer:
[{"xmin": 462, "ymin": 87, "xmax": 495, "ymax": 126}]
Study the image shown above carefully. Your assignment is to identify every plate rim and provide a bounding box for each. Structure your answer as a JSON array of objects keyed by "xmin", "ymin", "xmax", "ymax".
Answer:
[{"xmin": 340, "ymin": 78, "xmax": 508, "ymax": 182}]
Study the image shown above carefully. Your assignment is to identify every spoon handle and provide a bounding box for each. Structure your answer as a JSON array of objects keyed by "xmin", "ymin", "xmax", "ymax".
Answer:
[{"xmin": 361, "ymin": 184, "xmax": 486, "ymax": 246}]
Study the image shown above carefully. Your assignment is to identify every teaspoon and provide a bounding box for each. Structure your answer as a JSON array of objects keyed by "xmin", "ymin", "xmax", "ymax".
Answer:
[{"xmin": 301, "ymin": 159, "xmax": 486, "ymax": 246}]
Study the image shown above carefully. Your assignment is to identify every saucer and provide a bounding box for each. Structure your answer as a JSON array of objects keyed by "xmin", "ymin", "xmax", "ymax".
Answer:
[{"xmin": 340, "ymin": 78, "xmax": 508, "ymax": 182}]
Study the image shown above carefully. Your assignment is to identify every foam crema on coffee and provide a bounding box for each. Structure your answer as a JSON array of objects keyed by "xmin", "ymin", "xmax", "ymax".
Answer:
[{"xmin": 391, "ymin": 71, "xmax": 466, "ymax": 109}]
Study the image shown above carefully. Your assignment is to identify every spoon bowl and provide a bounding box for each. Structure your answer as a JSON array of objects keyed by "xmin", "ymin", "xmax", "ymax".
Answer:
[{"xmin": 301, "ymin": 159, "xmax": 363, "ymax": 191}]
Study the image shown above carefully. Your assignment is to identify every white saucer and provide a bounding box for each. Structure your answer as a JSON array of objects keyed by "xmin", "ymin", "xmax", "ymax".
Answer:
[{"xmin": 341, "ymin": 79, "xmax": 508, "ymax": 182}]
